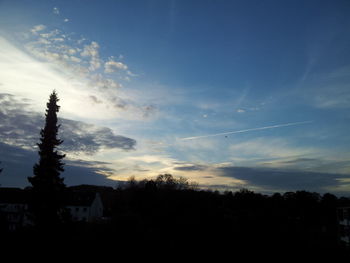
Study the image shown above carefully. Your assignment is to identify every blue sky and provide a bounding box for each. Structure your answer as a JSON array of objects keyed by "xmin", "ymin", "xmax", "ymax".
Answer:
[{"xmin": 0, "ymin": 0, "xmax": 350, "ymax": 195}]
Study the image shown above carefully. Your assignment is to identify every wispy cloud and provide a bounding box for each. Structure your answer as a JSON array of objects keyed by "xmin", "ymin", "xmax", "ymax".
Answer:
[
  {"xmin": 228, "ymin": 137, "xmax": 316, "ymax": 159},
  {"xmin": 300, "ymin": 64, "xmax": 350, "ymax": 109},
  {"xmin": 104, "ymin": 59, "xmax": 128, "ymax": 73},
  {"xmin": 30, "ymin": 24, "xmax": 46, "ymax": 34},
  {"xmin": 80, "ymin": 41, "xmax": 101, "ymax": 71},
  {"xmin": 258, "ymin": 156, "xmax": 350, "ymax": 175}
]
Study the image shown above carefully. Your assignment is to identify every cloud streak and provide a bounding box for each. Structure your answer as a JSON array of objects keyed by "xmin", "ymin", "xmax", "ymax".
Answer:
[{"xmin": 180, "ymin": 121, "xmax": 313, "ymax": 141}]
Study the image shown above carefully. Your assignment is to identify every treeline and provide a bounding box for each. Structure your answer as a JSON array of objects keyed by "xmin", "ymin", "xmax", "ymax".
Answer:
[
  {"xmin": 2, "ymin": 174, "xmax": 350, "ymax": 253},
  {"xmin": 64, "ymin": 174, "xmax": 348, "ymax": 251}
]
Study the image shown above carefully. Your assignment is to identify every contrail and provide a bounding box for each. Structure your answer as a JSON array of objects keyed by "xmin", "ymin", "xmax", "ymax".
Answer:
[{"xmin": 180, "ymin": 121, "xmax": 313, "ymax": 141}]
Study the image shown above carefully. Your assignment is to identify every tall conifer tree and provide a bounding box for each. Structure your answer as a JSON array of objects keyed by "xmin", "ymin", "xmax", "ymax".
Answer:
[{"xmin": 28, "ymin": 91, "xmax": 66, "ymax": 227}]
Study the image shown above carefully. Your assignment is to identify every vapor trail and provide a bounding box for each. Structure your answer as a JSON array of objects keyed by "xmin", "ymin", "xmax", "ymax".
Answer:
[{"xmin": 180, "ymin": 121, "xmax": 313, "ymax": 141}]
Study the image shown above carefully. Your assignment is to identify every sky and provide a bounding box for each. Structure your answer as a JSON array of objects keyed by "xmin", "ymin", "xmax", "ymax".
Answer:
[{"xmin": 0, "ymin": 0, "xmax": 350, "ymax": 195}]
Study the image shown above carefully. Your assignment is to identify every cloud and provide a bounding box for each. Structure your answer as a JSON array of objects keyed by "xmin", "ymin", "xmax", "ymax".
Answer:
[
  {"xmin": 228, "ymin": 137, "xmax": 316, "ymax": 161},
  {"xmin": 80, "ymin": 41, "xmax": 99, "ymax": 57},
  {"xmin": 104, "ymin": 60, "xmax": 128, "ymax": 73},
  {"xmin": 53, "ymin": 7, "xmax": 60, "ymax": 15},
  {"xmin": 0, "ymin": 93, "xmax": 136, "ymax": 154},
  {"xmin": 301, "ymin": 66, "xmax": 350, "ymax": 109},
  {"xmin": 22, "ymin": 25, "xmax": 156, "ymax": 120},
  {"xmin": 105, "ymin": 151, "xmax": 350, "ymax": 194},
  {"xmin": 169, "ymin": 134, "xmax": 350, "ymax": 193},
  {"xmin": 225, "ymin": 136, "xmax": 350, "ymax": 174},
  {"xmin": 61, "ymin": 119, "xmax": 136, "ymax": 153},
  {"xmin": 258, "ymin": 157, "xmax": 350, "ymax": 175},
  {"xmin": 313, "ymin": 84, "xmax": 350, "ymax": 109},
  {"xmin": 217, "ymin": 165, "xmax": 350, "ymax": 194},
  {"xmin": 30, "ymin": 25, "xmax": 46, "ymax": 34},
  {"xmin": 101, "ymin": 153, "xmax": 182, "ymax": 182},
  {"xmin": 236, "ymin": 108, "xmax": 245, "ymax": 113},
  {"xmin": 64, "ymin": 18, "xmax": 69, "ymax": 23},
  {"xmin": 0, "ymin": 94, "xmax": 41, "ymax": 150},
  {"xmin": 124, "ymin": 154, "xmax": 176, "ymax": 166},
  {"xmin": 80, "ymin": 41, "xmax": 101, "ymax": 71},
  {"xmin": 88, "ymin": 73, "xmax": 122, "ymax": 90},
  {"xmin": 174, "ymin": 164, "xmax": 207, "ymax": 171},
  {"xmin": 89, "ymin": 95, "xmax": 102, "ymax": 104},
  {"xmin": 142, "ymin": 105, "xmax": 156, "ymax": 118},
  {"xmin": 0, "ymin": 28, "xmax": 156, "ymax": 120},
  {"xmin": 0, "ymin": 142, "xmax": 117, "ymax": 188}
]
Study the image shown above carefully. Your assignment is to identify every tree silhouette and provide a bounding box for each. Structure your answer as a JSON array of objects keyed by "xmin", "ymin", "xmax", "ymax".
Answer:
[
  {"xmin": 0, "ymin": 162, "xmax": 2, "ymax": 187},
  {"xmin": 28, "ymin": 91, "xmax": 66, "ymax": 229}
]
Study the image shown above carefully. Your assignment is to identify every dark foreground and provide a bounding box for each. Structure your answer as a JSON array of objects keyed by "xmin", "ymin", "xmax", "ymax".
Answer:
[{"xmin": 1, "ymin": 180, "xmax": 350, "ymax": 255}]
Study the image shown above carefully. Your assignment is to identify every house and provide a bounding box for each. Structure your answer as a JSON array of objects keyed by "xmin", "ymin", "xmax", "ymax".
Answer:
[
  {"xmin": 0, "ymin": 188, "xmax": 32, "ymax": 231},
  {"xmin": 68, "ymin": 185, "xmax": 115, "ymax": 219},
  {"xmin": 0, "ymin": 186, "xmax": 106, "ymax": 231},
  {"xmin": 65, "ymin": 191, "xmax": 104, "ymax": 222},
  {"xmin": 337, "ymin": 206, "xmax": 350, "ymax": 246}
]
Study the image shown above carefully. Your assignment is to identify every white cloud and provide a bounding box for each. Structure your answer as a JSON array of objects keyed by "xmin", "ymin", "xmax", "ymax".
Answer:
[
  {"xmin": 40, "ymin": 29, "xmax": 60, "ymax": 39},
  {"xmin": 70, "ymin": 56, "xmax": 81, "ymax": 63},
  {"xmin": 104, "ymin": 60, "xmax": 128, "ymax": 73},
  {"xmin": 53, "ymin": 7, "xmax": 60, "ymax": 15},
  {"xmin": 36, "ymin": 38, "xmax": 51, "ymax": 45},
  {"xmin": 1, "ymin": 21, "xmax": 157, "ymax": 122},
  {"xmin": 124, "ymin": 154, "xmax": 176, "ymax": 166},
  {"xmin": 64, "ymin": 18, "xmax": 69, "ymax": 23},
  {"xmin": 51, "ymin": 37, "xmax": 65, "ymax": 42},
  {"xmin": 88, "ymin": 73, "xmax": 122, "ymax": 90},
  {"xmin": 236, "ymin": 108, "xmax": 245, "ymax": 113},
  {"xmin": 0, "ymin": 37, "xmax": 111, "ymax": 120},
  {"xmin": 81, "ymin": 41, "xmax": 99, "ymax": 57},
  {"xmin": 30, "ymin": 25, "xmax": 46, "ymax": 34},
  {"xmin": 67, "ymin": 48, "xmax": 76, "ymax": 55},
  {"xmin": 80, "ymin": 41, "xmax": 101, "ymax": 71}
]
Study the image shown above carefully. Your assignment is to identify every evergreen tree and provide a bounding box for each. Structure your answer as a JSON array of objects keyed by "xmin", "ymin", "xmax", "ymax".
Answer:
[
  {"xmin": 0, "ymin": 162, "xmax": 2, "ymax": 187},
  {"xmin": 28, "ymin": 91, "xmax": 66, "ymax": 228}
]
